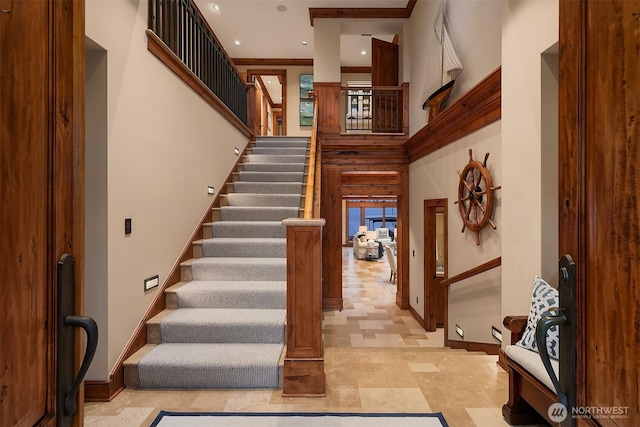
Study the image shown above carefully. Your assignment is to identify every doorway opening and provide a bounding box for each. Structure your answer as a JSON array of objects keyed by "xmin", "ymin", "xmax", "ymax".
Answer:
[
  {"xmin": 246, "ymin": 69, "xmax": 286, "ymax": 136},
  {"xmin": 423, "ymin": 199, "xmax": 448, "ymax": 332}
]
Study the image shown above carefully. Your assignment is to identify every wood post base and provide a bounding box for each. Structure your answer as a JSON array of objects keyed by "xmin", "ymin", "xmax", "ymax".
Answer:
[{"xmin": 282, "ymin": 358, "xmax": 326, "ymax": 397}]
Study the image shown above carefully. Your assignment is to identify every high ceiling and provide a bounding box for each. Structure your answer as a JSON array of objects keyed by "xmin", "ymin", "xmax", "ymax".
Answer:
[{"xmin": 193, "ymin": 0, "xmax": 410, "ymax": 67}]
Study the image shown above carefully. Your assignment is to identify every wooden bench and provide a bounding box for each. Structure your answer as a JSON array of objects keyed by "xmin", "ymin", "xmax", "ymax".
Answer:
[{"xmin": 498, "ymin": 315, "xmax": 558, "ymax": 426}]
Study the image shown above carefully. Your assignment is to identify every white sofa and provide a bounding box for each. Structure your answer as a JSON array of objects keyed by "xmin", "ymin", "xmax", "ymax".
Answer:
[{"xmin": 353, "ymin": 232, "xmax": 380, "ymax": 260}]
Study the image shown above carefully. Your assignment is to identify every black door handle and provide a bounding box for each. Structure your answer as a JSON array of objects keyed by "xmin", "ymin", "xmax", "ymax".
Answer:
[
  {"xmin": 63, "ymin": 315, "xmax": 98, "ymax": 416},
  {"xmin": 57, "ymin": 254, "xmax": 99, "ymax": 427},
  {"xmin": 536, "ymin": 310, "xmax": 568, "ymax": 408}
]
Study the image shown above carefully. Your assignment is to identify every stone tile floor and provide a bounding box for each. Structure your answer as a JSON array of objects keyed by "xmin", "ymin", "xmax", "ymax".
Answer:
[{"xmin": 85, "ymin": 249, "xmax": 542, "ymax": 426}]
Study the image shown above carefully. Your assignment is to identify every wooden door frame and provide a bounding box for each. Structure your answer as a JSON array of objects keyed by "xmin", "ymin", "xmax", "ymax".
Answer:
[
  {"xmin": 246, "ymin": 69, "xmax": 287, "ymax": 135},
  {"xmin": 423, "ymin": 199, "xmax": 447, "ymax": 332}
]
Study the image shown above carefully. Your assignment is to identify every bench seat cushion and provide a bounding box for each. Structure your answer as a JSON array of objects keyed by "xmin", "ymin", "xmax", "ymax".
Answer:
[{"xmin": 505, "ymin": 344, "xmax": 559, "ymax": 393}]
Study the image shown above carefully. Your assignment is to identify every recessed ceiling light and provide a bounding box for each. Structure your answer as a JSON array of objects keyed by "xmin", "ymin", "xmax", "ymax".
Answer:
[
  {"xmin": 234, "ymin": 40, "xmax": 240, "ymax": 46},
  {"xmin": 267, "ymin": 80, "xmax": 272, "ymax": 84},
  {"xmin": 302, "ymin": 41, "xmax": 308, "ymax": 46},
  {"xmin": 361, "ymin": 50, "xmax": 367, "ymax": 56},
  {"xmin": 276, "ymin": 4, "xmax": 287, "ymax": 12},
  {"xmin": 211, "ymin": 3, "xmax": 221, "ymax": 12}
]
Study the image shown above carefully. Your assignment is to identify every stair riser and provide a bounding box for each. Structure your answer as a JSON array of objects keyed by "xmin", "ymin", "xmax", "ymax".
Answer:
[
  {"xmin": 137, "ymin": 364, "xmax": 281, "ymax": 389},
  {"xmin": 210, "ymin": 223, "xmax": 286, "ymax": 238},
  {"xmin": 254, "ymin": 141, "xmax": 308, "ymax": 148},
  {"xmin": 190, "ymin": 263, "xmax": 286, "ymax": 281},
  {"xmin": 225, "ymin": 193, "xmax": 301, "ymax": 207},
  {"xmin": 177, "ymin": 290, "xmax": 286, "ymax": 309},
  {"xmin": 250, "ymin": 148, "xmax": 308, "ymax": 156},
  {"xmin": 236, "ymin": 172, "xmax": 304, "ymax": 182},
  {"xmin": 152, "ymin": 322, "xmax": 284, "ymax": 344},
  {"xmin": 242, "ymin": 163, "xmax": 305, "ymax": 172},
  {"xmin": 202, "ymin": 242, "xmax": 286, "ymax": 258},
  {"xmin": 232, "ymin": 182, "xmax": 303, "ymax": 194},
  {"xmin": 220, "ymin": 207, "xmax": 300, "ymax": 222},
  {"xmin": 246, "ymin": 154, "xmax": 306, "ymax": 164}
]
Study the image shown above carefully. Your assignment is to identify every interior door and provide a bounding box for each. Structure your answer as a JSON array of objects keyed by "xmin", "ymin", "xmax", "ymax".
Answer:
[
  {"xmin": 371, "ymin": 38, "xmax": 399, "ymax": 132},
  {"xmin": 423, "ymin": 200, "xmax": 447, "ymax": 332},
  {"xmin": 560, "ymin": 0, "xmax": 639, "ymax": 425},
  {"xmin": 0, "ymin": 0, "xmax": 85, "ymax": 425}
]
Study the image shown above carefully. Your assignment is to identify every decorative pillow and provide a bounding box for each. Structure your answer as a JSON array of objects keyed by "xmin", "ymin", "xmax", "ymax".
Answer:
[{"xmin": 516, "ymin": 276, "xmax": 560, "ymax": 360}]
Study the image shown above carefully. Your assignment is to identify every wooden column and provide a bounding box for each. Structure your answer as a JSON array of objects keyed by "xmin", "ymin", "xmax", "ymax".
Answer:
[
  {"xmin": 282, "ymin": 218, "xmax": 326, "ymax": 397},
  {"xmin": 313, "ymin": 82, "xmax": 341, "ymax": 135}
]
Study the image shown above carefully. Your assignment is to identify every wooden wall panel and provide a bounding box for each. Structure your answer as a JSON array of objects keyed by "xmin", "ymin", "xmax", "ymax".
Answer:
[
  {"xmin": 313, "ymin": 83, "xmax": 342, "ymax": 135},
  {"xmin": 405, "ymin": 67, "xmax": 501, "ymax": 162},
  {"xmin": 320, "ymin": 166, "xmax": 344, "ymax": 310}
]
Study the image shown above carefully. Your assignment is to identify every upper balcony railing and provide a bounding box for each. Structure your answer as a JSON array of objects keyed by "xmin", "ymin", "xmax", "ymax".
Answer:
[
  {"xmin": 342, "ymin": 86, "xmax": 404, "ymax": 134},
  {"xmin": 148, "ymin": 0, "xmax": 247, "ymax": 124}
]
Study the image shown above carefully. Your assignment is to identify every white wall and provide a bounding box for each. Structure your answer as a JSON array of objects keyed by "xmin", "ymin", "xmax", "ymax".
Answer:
[
  {"xmin": 85, "ymin": 0, "xmax": 249, "ymax": 379},
  {"xmin": 406, "ymin": 0, "xmax": 503, "ymax": 343},
  {"xmin": 501, "ymin": 0, "xmax": 559, "ymax": 345},
  {"xmin": 408, "ymin": 123, "xmax": 502, "ymax": 343},
  {"xmin": 407, "ymin": 0, "xmax": 502, "ymax": 136}
]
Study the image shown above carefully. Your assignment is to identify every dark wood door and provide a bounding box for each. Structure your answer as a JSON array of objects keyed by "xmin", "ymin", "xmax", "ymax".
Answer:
[
  {"xmin": 0, "ymin": 0, "xmax": 85, "ymax": 425},
  {"xmin": 371, "ymin": 38, "xmax": 399, "ymax": 132},
  {"xmin": 560, "ymin": 0, "xmax": 639, "ymax": 425},
  {"xmin": 423, "ymin": 200, "xmax": 447, "ymax": 332}
]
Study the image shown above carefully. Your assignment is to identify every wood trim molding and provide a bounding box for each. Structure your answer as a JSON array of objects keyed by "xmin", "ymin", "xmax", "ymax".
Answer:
[
  {"xmin": 146, "ymin": 30, "xmax": 252, "ymax": 139},
  {"xmin": 84, "ymin": 377, "xmax": 124, "ymax": 402},
  {"xmin": 341, "ymin": 66, "xmax": 371, "ymax": 74},
  {"xmin": 84, "ymin": 141, "xmax": 253, "ymax": 402},
  {"xmin": 441, "ymin": 256, "xmax": 501, "ymax": 287},
  {"xmin": 445, "ymin": 339, "xmax": 500, "ymax": 355},
  {"xmin": 309, "ymin": 3, "xmax": 414, "ymax": 26},
  {"xmin": 408, "ymin": 304, "xmax": 425, "ymax": 326},
  {"xmin": 233, "ymin": 58, "xmax": 313, "ymax": 67},
  {"xmin": 405, "ymin": 67, "xmax": 501, "ymax": 163}
]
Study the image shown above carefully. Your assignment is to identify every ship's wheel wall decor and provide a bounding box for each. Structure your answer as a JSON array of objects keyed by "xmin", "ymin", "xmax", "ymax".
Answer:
[{"xmin": 454, "ymin": 148, "xmax": 501, "ymax": 245}]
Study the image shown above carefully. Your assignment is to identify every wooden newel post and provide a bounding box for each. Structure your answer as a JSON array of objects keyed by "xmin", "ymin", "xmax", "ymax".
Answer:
[{"xmin": 281, "ymin": 218, "xmax": 326, "ymax": 397}]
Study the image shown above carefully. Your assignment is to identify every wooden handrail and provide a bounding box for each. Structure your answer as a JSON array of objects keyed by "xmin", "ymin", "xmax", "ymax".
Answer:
[
  {"xmin": 303, "ymin": 96, "xmax": 320, "ymax": 218},
  {"xmin": 441, "ymin": 256, "xmax": 501, "ymax": 287}
]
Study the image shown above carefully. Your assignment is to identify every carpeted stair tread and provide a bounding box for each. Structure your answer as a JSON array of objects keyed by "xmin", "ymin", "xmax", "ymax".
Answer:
[
  {"xmin": 176, "ymin": 280, "xmax": 286, "ymax": 309},
  {"xmin": 210, "ymin": 221, "xmax": 285, "ymax": 238},
  {"xmin": 250, "ymin": 147, "xmax": 308, "ymax": 156},
  {"xmin": 246, "ymin": 154, "xmax": 306, "ymax": 164},
  {"xmin": 202, "ymin": 238, "xmax": 286, "ymax": 258},
  {"xmin": 254, "ymin": 140, "xmax": 308, "ymax": 148},
  {"xmin": 191, "ymin": 257, "xmax": 286, "ymax": 281},
  {"xmin": 220, "ymin": 206, "xmax": 300, "ymax": 222},
  {"xmin": 242, "ymin": 163, "xmax": 305, "ymax": 173},
  {"xmin": 237, "ymin": 171, "xmax": 304, "ymax": 182},
  {"xmin": 137, "ymin": 343, "xmax": 283, "ymax": 388},
  {"xmin": 225, "ymin": 193, "xmax": 301, "ymax": 207},
  {"xmin": 233, "ymin": 182, "xmax": 303, "ymax": 194},
  {"xmin": 159, "ymin": 308, "xmax": 285, "ymax": 343}
]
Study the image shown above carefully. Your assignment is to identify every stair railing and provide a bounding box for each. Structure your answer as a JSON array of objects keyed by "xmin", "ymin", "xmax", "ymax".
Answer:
[
  {"xmin": 147, "ymin": 0, "xmax": 248, "ymax": 124},
  {"xmin": 440, "ymin": 256, "xmax": 502, "ymax": 287},
  {"xmin": 304, "ymin": 95, "xmax": 320, "ymax": 218}
]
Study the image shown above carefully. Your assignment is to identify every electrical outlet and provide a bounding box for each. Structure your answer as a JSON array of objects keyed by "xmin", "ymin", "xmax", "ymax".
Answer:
[
  {"xmin": 144, "ymin": 275, "xmax": 159, "ymax": 291},
  {"xmin": 492, "ymin": 326, "xmax": 502, "ymax": 342},
  {"xmin": 455, "ymin": 324, "xmax": 464, "ymax": 338}
]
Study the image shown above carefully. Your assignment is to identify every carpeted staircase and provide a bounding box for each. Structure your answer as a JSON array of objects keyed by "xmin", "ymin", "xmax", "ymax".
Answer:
[{"xmin": 124, "ymin": 136, "xmax": 309, "ymax": 389}]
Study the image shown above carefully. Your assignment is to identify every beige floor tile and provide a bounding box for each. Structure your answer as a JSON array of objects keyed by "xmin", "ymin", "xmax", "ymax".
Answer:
[
  {"xmin": 85, "ymin": 249, "xmax": 509, "ymax": 427},
  {"xmin": 358, "ymin": 388, "xmax": 432, "ymax": 412}
]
